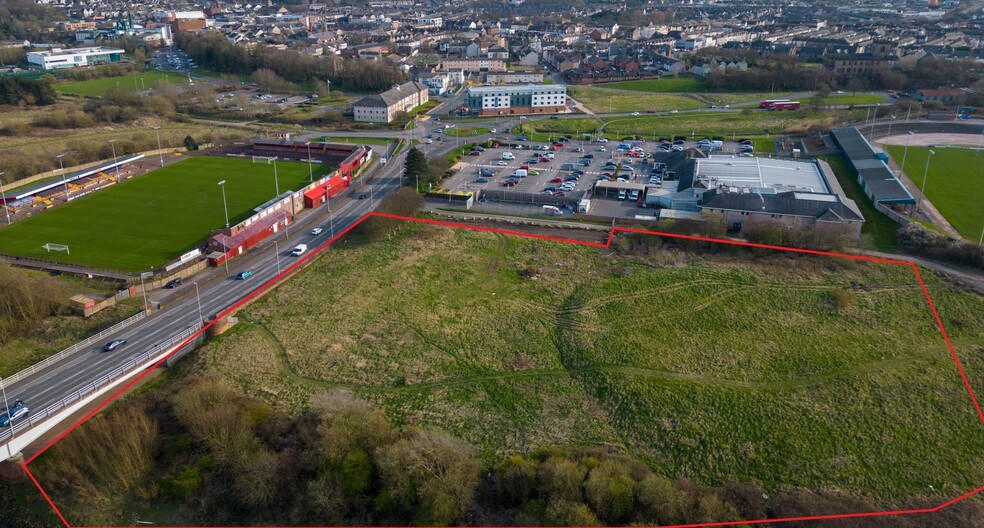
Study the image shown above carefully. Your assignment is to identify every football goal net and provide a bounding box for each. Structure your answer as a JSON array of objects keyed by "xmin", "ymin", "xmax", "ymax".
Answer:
[
  {"xmin": 43, "ymin": 243, "xmax": 70, "ymax": 254},
  {"xmin": 252, "ymin": 155, "xmax": 275, "ymax": 164}
]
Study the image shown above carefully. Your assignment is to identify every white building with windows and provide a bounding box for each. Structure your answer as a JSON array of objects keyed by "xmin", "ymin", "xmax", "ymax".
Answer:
[
  {"xmin": 466, "ymin": 84, "xmax": 567, "ymax": 116},
  {"xmin": 27, "ymin": 46, "xmax": 125, "ymax": 70}
]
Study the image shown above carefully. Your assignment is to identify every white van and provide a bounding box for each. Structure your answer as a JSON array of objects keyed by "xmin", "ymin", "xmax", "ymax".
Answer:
[
  {"xmin": 709, "ymin": 140, "xmax": 724, "ymax": 150},
  {"xmin": 511, "ymin": 169, "xmax": 528, "ymax": 178},
  {"xmin": 501, "ymin": 152, "xmax": 515, "ymax": 160},
  {"xmin": 618, "ymin": 189, "xmax": 627, "ymax": 201},
  {"xmin": 291, "ymin": 244, "xmax": 308, "ymax": 256}
]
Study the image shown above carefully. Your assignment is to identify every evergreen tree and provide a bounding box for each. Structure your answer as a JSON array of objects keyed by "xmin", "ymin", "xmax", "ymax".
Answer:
[{"xmin": 402, "ymin": 147, "xmax": 427, "ymax": 189}]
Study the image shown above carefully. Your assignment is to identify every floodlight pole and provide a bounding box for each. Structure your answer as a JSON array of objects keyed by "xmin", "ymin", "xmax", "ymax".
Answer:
[
  {"xmin": 306, "ymin": 142, "xmax": 313, "ymax": 181},
  {"xmin": 109, "ymin": 139, "xmax": 120, "ymax": 182},
  {"xmin": 218, "ymin": 180, "xmax": 230, "ymax": 228},
  {"xmin": 152, "ymin": 126, "xmax": 164, "ymax": 167},
  {"xmin": 916, "ymin": 149, "xmax": 935, "ymax": 215},
  {"xmin": 272, "ymin": 157, "xmax": 280, "ymax": 196},
  {"xmin": 0, "ymin": 171, "xmax": 10, "ymax": 225},
  {"xmin": 57, "ymin": 154, "xmax": 68, "ymax": 201},
  {"xmin": 898, "ymin": 131, "xmax": 913, "ymax": 180}
]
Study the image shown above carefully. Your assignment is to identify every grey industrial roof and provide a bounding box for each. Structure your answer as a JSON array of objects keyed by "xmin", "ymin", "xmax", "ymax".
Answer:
[
  {"xmin": 701, "ymin": 188, "xmax": 864, "ymax": 222},
  {"xmin": 830, "ymin": 127, "xmax": 915, "ymax": 204}
]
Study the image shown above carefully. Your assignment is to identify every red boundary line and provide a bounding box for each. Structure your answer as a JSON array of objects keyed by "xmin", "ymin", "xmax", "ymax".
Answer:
[{"xmin": 18, "ymin": 212, "xmax": 984, "ymax": 528}]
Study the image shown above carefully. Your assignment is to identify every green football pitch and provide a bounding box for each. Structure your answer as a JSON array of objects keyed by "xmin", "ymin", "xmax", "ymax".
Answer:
[
  {"xmin": 54, "ymin": 72, "xmax": 194, "ymax": 97},
  {"xmin": 0, "ymin": 157, "xmax": 328, "ymax": 272},
  {"xmin": 886, "ymin": 146, "xmax": 984, "ymax": 241}
]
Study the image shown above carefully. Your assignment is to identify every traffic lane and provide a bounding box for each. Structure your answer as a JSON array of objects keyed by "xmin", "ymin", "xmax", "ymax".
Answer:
[{"xmin": 5, "ymin": 164, "xmax": 403, "ymax": 419}]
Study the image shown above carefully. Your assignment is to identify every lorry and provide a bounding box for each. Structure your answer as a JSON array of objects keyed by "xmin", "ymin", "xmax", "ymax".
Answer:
[{"xmin": 291, "ymin": 244, "xmax": 308, "ymax": 256}]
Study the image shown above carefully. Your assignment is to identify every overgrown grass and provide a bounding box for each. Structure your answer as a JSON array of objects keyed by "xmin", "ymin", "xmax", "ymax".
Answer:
[
  {"xmin": 567, "ymin": 87, "xmax": 699, "ymax": 113},
  {"xmin": 818, "ymin": 154, "xmax": 900, "ymax": 251},
  {"xmin": 599, "ymin": 77, "xmax": 712, "ymax": 93},
  {"xmin": 600, "ymin": 110, "xmax": 830, "ymax": 138},
  {"xmin": 54, "ymin": 72, "xmax": 194, "ymax": 97},
  {"xmin": 196, "ymin": 224, "xmax": 984, "ymax": 500},
  {"xmin": 827, "ymin": 93, "xmax": 886, "ymax": 105},
  {"xmin": 885, "ymin": 146, "xmax": 984, "ymax": 241},
  {"xmin": 0, "ymin": 157, "xmax": 327, "ymax": 271}
]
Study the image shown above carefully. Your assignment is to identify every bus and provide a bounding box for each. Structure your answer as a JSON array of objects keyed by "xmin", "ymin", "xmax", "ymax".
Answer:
[
  {"xmin": 759, "ymin": 99, "xmax": 791, "ymax": 109},
  {"xmin": 769, "ymin": 101, "xmax": 801, "ymax": 111}
]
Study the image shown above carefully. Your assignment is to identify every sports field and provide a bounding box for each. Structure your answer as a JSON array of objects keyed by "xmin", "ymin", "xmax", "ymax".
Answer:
[
  {"xmin": 0, "ymin": 157, "xmax": 325, "ymax": 271},
  {"xmin": 886, "ymin": 146, "xmax": 984, "ymax": 240},
  {"xmin": 54, "ymin": 72, "xmax": 193, "ymax": 97},
  {"xmin": 196, "ymin": 223, "xmax": 984, "ymax": 500}
]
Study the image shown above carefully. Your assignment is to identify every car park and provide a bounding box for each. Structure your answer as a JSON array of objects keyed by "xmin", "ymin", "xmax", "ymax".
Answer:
[
  {"xmin": 103, "ymin": 338, "xmax": 128, "ymax": 352},
  {"xmin": 0, "ymin": 401, "xmax": 29, "ymax": 427}
]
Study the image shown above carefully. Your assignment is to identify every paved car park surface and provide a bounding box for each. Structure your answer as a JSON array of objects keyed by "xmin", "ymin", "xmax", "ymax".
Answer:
[{"xmin": 442, "ymin": 136, "xmax": 752, "ymax": 205}]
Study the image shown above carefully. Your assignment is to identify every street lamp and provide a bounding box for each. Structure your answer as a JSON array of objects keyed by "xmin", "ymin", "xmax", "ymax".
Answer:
[
  {"xmin": 192, "ymin": 281, "xmax": 204, "ymax": 323},
  {"xmin": 152, "ymin": 126, "xmax": 164, "ymax": 167},
  {"xmin": 306, "ymin": 142, "xmax": 313, "ymax": 181},
  {"xmin": 898, "ymin": 131, "xmax": 914, "ymax": 180},
  {"xmin": 57, "ymin": 154, "xmax": 68, "ymax": 201},
  {"xmin": 0, "ymin": 376, "xmax": 15, "ymax": 449},
  {"xmin": 218, "ymin": 180, "xmax": 229, "ymax": 228},
  {"xmin": 0, "ymin": 171, "xmax": 10, "ymax": 225},
  {"xmin": 139, "ymin": 271, "xmax": 151, "ymax": 313},
  {"xmin": 109, "ymin": 139, "xmax": 119, "ymax": 182},
  {"xmin": 916, "ymin": 149, "xmax": 935, "ymax": 215},
  {"xmin": 886, "ymin": 115, "xmax": 897, "ymax": 138},
  {"xmin": 273, "ymin": 240, "xmax": 281, "ymax": 275}
]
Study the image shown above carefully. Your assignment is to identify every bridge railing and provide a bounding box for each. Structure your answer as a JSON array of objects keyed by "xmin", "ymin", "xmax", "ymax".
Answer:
[
  {"xmin": 3, "ymin": 311, "xmax": 148, "ymax": 386},
  {"xmin": 0, "ymin": 322, "xmax": 203, "ymax": 445}
]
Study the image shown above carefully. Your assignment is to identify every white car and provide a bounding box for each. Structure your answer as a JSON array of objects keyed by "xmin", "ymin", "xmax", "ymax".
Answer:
[
  {"xmin": 597, "ymin": 147, "xmax": 606, "ymax": 151},
  {"xmin": 496, "ymin": 160, "xmax": 508, "ymax": 166},
  {"xmin": 490, "ymin": 128, "xmax": 497, "ymax": 133},
  {"xmin": 631, "ymin": 112, "xmax": 640, "ymax": 116},
  {"xmin": 310, "ymin": 228, "xmax": 323, "ymax": 236},
  {"xmin": 670, "ymin": 109, "xmax": 679, "ymax": 113},
  {"xmin": 596, "ymin": 137, "xmax": 609, "ymax": 143}
]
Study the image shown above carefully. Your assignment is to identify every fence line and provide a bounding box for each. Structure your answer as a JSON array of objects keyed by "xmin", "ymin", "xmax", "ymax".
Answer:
[
  {"xmin": 0, "ymin": 323, "xmax": 203, "ymax": 444},
  {"xmin": 3, "ymin": 311, "xmax": 148, "ymax": 386}
]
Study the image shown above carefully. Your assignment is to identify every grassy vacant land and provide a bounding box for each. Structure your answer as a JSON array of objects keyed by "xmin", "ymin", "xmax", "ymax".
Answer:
[
  {"xmin": 0, "ymin": 107, "xmax": 252, "ymax": 177},
  {"xmin": 599, "ymin": 77, "xmax": 711, "ymax": 93},
  {"xmin": 886, "ymin": 146, "xmax": 984, "ymax": 241},
  {"xmin": 0, "ymin": 157, "xmax": 325, "ymax": 271},
  {"xmin": 601, "ymin": 110, "xmax": 830, "ymax": 138},
  {"xmin": 54, "ymin": 72, "xmax": 193, "ymax": 97},
  {"xmin": 568, "ymin": 87, "xmax": 700, "ymax": 113},
  {"xmin": 195, "ymin": 223, "xmax": 984, "ymax": 500},
  {"xmin": 827, "ymin": 93, "xmax": 886, "ymax": 105}
]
